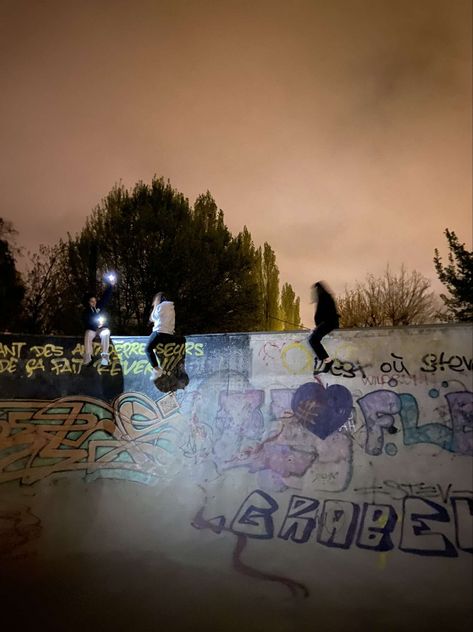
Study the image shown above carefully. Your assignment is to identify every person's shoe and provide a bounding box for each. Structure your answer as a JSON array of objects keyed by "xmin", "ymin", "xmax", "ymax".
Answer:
[
  {"xmin": 83, "ymin": 356, "xmax": 96, "ymax": 367},
  {"xmin": 100, "ymin": 354, "xmax": 110, "ymax": 367},
  {"xmin": 322, "ymin": 359, "xmax": 334, "ymax": 373},
  {"xmin": 150, "ymin": 367, "xmax": 163, "ymax": 381},
  {"xmin": 387, "ymin": 425, "xmax": 398, "ymax": 435},
  {"xmin": 313, "ymin": 359, "xmax": 334, "ymax": 375}
]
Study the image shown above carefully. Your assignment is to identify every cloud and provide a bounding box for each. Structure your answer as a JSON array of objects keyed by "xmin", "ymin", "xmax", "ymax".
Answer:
[{"xmin": 0, "ymin": 0, "xmax": 470, "ymax": 331}]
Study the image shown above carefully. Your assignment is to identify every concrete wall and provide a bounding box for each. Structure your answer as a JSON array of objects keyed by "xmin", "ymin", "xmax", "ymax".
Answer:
[{"xmin": 0, "ymin": 325, "xmax": 472, "ymax": 631}]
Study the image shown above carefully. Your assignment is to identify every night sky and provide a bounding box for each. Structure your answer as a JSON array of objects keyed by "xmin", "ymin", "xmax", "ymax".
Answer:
[{"xmin": 1, "ymin": 0, "xmax": 471, "ymax": 326}]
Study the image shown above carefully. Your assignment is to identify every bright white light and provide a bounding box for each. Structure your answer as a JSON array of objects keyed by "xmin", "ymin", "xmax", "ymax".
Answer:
[
  {"xmin": 97, "ymin": 316, "xmax": 106, "ymax": 327},
  {"xmin": 106, "ymin": 272, "xmax": 116, "ymax": 283}
]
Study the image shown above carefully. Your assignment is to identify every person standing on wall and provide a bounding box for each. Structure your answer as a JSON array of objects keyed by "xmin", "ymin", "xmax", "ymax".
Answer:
[
  {"xmin": 82, "ymin": 274, "xmax": 116, "ymax": 367},
  {"xmin": 308, "ymin": 281, "xmax": 339, "ymax": 375},
  {"xmin": 145, "ymin": 291, "xmax": 176, "ymax": 381}
]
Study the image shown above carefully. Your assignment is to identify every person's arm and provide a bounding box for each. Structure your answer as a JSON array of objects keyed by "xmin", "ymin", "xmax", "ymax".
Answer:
[
  {"xmin": 161, "ymin": 302, "xmax": 175, "ymax": 333},
  {"xmin": 83, "ymin": 307, "xmax": 96, "ymax": 331},
  {"xmin": 314, "ymin": 297, "xmax": 324, "ymax": 324},
  {"xmin": 97, "ymin": 284, "xmax": 113, "ymax": 310},
  {"xmin": 149, "ymin": 304, "xmax": 158, "ymax": 324},
  {"xmin": 327, "ymin": 294, "xmax": 339, "ymax": 321},
  {"xmin": 315, "ymin": 295, "xmax": 333, "ymax": 324}
]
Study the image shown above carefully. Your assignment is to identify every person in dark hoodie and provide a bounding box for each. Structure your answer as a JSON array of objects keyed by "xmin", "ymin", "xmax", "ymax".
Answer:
[
  {"xmin": 82, "ymin": 275, "xmax": 116, "ymax": 367},
  {"xmin": 308, "ymin": 281, "xmax": 339, "ymax": 375}
]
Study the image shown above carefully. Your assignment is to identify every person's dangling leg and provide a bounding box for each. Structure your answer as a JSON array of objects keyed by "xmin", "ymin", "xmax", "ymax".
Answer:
[
  {"xmin": 308, "ymin": 327, "xmax": 328, "ymax": 361},
  {"xmin": 308, "ymin": 322, "xmax": 335, "ymax": 374},
  {"xmin": 145, "ymin": 331, "xmax": 163, "ymax": 380},
  {"xmin": 83, "ymin": 329, "xmax": 97, "ymax": 366},
  {"xmin": 99, "ymin": 328, "xmax": 111, "ymax": 366},
  {"xmin": 145, "ymin": 331, "xmax": 160, "ymax": 367}
]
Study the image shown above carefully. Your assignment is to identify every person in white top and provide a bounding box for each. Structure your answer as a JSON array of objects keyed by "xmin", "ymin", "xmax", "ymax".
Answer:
[{"xmin": 145, "ymin": 292, "xmax": 176, "ymax": 381}]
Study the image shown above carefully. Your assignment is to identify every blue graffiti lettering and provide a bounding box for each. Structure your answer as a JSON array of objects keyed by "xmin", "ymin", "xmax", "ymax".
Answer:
[
  {"xmin": 278, "ymin": 495, "xmax": 319, "ymax": 543},
  {"xmin": 201, "ymin": 491, "xmax": 473, "ymax": 558},
  {"xmin": 356, "ymin": 503, "xmax": 397, "ymax": 551},
  {"xmin": 230, "ymin": 489, "xmax": 278, "ymax": 539},
  {"xmin": 399, "ymin": 497, "xmax": 457, "ymax": 557},
  {"xmin": 451, "ymin": 496, "xmax": 473, "ymax": 553},
  {"xmin": 317, "ymin": 500, "xmax": 359, "ymax": 549}
]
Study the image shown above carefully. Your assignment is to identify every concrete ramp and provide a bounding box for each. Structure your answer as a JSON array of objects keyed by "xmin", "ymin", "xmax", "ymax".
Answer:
[{"xmin": 0, "ymin": 325, "xmax": 472, "ymax": 631}]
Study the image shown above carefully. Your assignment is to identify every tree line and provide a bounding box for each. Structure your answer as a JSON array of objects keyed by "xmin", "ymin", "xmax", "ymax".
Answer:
[
  {"xmin": 337, "ymin": 232, "xmax": 472, "ymax": 327},
  {"xmin": 1, "ymin": 178, "xmax": 301, "ymax": 335},
  {"xmin": 1, "ymin": 178, "xmax": 471, "ymax": 335}
]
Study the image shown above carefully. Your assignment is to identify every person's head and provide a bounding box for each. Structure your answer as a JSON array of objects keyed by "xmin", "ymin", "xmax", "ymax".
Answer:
[
  {"xmin": 311, "ymin": 281, "xmax": 331, "ymax": 303},
  {"xmin": 152, "ymin": 292, "xmax": 166, "ymax": 307},
  {"xmin": 83, "ymin": 293, "xmax": 97, "ymax": 308}
]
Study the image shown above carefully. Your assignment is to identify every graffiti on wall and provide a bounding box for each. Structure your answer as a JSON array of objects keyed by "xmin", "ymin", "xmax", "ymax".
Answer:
[
  {"xmin": 0, "ymin": 334, "xmax": 254, "ymax": 404},
  {"xmin": 194, "ymin": 488, "xmax": 473, "ymax": 555},
  {"xmin": 0, "ymin": 392, "xmax": 188, "ymax": 485},
  {"xmin": 0, "ymin": 338, "xmax": 204, "ymax": 379},
  {"xmin": 192, "ymin": 488, "xmax": 473, "ymax": 596},
  {"xmin": 1, "ymin": 331, "xmax": 472, "ymax": 595},
  {"xmin": 358, "ymin": 388, "xmax": 473, "ymax": 456},
  {"xmin": 257, "ymin": 337, "xmax": 473, "ymax": 382},
  {"xmin": 1, "ymin": 382, "xmax": 470, "ymax": 492}
]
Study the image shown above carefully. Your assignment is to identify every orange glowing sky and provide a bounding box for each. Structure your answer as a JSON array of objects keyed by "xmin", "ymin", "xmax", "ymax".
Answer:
[{"xmin": 1, "ymin": 0, "xmax": 471, "ymax": 326}]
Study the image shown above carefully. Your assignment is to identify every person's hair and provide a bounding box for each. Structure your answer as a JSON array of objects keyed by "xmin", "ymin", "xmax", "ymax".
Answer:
[
  {"xmin": 152, "ymin": 292, "xmax": 166, "ymax": 306},
  {"xmin": 82, "ymin": 293, "xmax": 96, "ymax": 306},
  {"xmin": 150, "ymin": 292, "xmax": 167, "ymax": 322},
  {"xmin": 313, "ymin": 281, "xmax": 333, "ymax": 299}
]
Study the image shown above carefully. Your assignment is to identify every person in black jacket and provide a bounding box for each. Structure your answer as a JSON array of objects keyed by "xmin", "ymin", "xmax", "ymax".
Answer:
[
  {"xmin": 82, "ymin": 277, "xmax": 115, "ymax": 367},
  {"xmin": 308, "ymin": 281, "xmax": 339, "ymax": 375}
]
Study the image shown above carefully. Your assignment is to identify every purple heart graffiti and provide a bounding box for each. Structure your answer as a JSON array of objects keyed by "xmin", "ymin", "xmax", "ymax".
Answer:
[{"xmin": 291, "ymin": 382, "xmax": 353, "ymax": 439}]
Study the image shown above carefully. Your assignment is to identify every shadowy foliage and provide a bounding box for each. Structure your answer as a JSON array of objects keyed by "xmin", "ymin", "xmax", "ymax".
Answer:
[
  {"xmin": 434, "ymin": 229, "xmax": 473, "ymax": 322},
  {"xmin": 338, "ymin": 265, "xmax": 440, "ymax": 328},
  {"xmin": 21, "ymin": 178, "xmax": 300, "ymax": 334},
  {"xmin": 21, "ymin": 244, "xmax": 69, "ymax": 333},
  {"xmin": 0, "ymin": 218, "xmax": 25, "ymax": 332}
]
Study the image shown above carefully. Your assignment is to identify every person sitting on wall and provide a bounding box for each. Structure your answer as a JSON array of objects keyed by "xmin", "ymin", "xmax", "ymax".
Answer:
[
  {"xmin": 82, "ymin": 275, "xmax": 116, "ymax": 367},
  {"xmin": 145, "ymin": 291, "xmax": 176, "ymax": 381},
  {"xmin": 308, "ymin": 281, "xmax": 339, "ymax": 375}
]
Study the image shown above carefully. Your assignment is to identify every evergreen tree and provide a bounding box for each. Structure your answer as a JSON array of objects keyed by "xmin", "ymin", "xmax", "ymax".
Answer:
[
  {"xmin": 182, "ymin": 192, "xmax": 261, "ymax": 332},
  {"xmin": 20, "ymin": 178, "xmax": 301, "ymax": 335},
  {"xmin": 434, "ymin": 229, "xmax": 473, "ymax": 321},
  {"xmin": 257, "ymin": 242, "xmax": 282, "ymax": 331},
  {"xmin": 279, "ymin": 282, "xmax": 302, "ymax": 330},
  {"xmin": 33, "ymin": 179, "xmax": 272, "ymax": 334}
]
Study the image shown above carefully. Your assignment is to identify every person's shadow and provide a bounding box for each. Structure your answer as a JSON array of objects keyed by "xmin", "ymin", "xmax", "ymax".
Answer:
[
  {"xmin": 152, "ymin": 335, "xmax": 190, "ymax": 393},
  {"xmin": 77, "ymin": 338, "xmax": 125, "ymax": 401}
]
